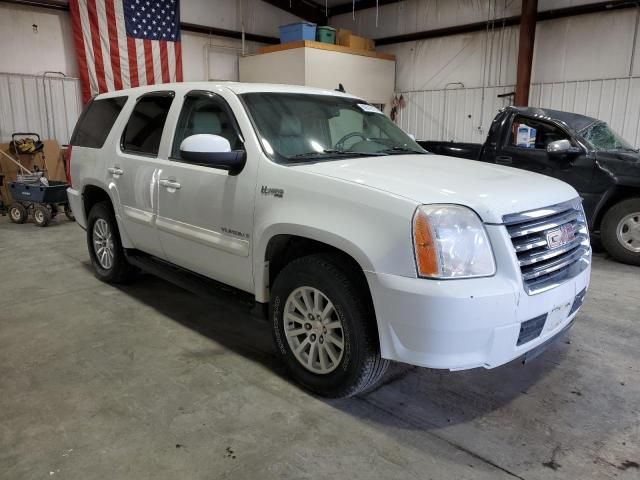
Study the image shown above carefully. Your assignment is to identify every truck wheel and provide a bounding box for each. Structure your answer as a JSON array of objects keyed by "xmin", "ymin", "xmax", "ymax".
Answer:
[
  {"xmin": 270, "ymin": 254, "xmax": 389, "ymax": 398},
  {"xmin": 33, "ymin": 205, "xmax": 51, "ymax": 227},
  {"xmin": 601, "ymin": 198, "xmax": 640, "ymax": 266},
  {"xmin": 8, "ymin": 203, "xmax": 27, "ymax": 224},
  {"xmin": 87, "ymin": 201, "xmax": 136, "ymax": 283}
]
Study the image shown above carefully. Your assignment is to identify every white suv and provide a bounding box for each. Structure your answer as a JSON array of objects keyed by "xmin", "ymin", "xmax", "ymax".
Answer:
[{"xmin": 67, "ymin": 82, "xmax": 592, "ymax": 397}]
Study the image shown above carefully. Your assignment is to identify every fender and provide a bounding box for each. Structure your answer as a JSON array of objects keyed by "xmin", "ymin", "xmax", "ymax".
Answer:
[
  {"xmin": 253, "ymin": 223, "xmax": 376, "ymax": 303},
  {"xmin": 83, "ymin": 180, "xmax": 135, "ymax": 249}
]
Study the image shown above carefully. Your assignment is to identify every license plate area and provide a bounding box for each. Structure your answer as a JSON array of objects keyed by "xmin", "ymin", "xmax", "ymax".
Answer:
[{"xmin": 543, "ymin": 300, "xmax": 572, "ymax": 334}]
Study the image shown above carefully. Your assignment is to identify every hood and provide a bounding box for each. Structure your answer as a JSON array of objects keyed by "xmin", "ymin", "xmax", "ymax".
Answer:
[{"xmin": 293, "ymin": 154, "xmax": 579, "ymax": 224}]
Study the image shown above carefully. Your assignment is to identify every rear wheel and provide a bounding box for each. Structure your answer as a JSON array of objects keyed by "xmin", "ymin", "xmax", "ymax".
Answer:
[
  {"xmin": 33, "ymin": 204, "xmax": 51, "ymax": 227},
  {"xmin": 64, "ymin": 204, "xmax": 75, "ymax": 221},
  {"xmin": 601, "ymin": 198, "xmax": 640, "ymax": 266},
  {"xmin": 271, "ymin": 254, "xmax": 388, "ymax": 398},
  {"xmin": 8, "ymin": 203, "xmax": 27, "ymax": 224},
  {"xmin": 87, "ymin": 201, "xmax": 136, "ymax": 283}
]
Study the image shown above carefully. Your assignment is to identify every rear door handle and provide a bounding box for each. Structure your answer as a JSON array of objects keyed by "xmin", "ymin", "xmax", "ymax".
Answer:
[
  {"xmin": 496, "ymin": 156, "xmax": 512, "ymax": 165},
  {"xmin": 159, "ymin": 179, "xmax": 181, "ymax": 190},
  {"xmin": 107, "ymin": 167, "xmax": 124, "ymax": 176}
]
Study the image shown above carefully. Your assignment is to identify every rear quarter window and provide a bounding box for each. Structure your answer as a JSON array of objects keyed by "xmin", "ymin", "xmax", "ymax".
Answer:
[{"xmin": 71, "ymin": 96, "xmax": 127, "ymax": 148}]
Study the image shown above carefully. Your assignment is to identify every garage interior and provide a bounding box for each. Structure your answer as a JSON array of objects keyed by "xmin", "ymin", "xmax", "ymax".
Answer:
[{"xmin": 1, "ymin": 1, "xmax": 639, "ymax": 479}]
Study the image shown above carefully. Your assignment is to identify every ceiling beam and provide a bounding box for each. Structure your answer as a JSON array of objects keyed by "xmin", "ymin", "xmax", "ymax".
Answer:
[
  {"xmin": 0, "ymin": 0, "xmax": 280, "ymax": 44},
  {"xmin": 0, "ymin": 0, "xmax": 68, "ymax": 10},
  {"xmin": 260, "ymin": 0, "xmax": 326, "ymax": 24},
  {"xmin": 181, "ymin": 22, "xmax": 279, "ymax": 44},
  {"xmin": 329, "ymin": 0, "xmax": 405, "ymax": 17},
  {"xmin": 376, "ymin": 0, "xmax": 639, "ymax": 45}
]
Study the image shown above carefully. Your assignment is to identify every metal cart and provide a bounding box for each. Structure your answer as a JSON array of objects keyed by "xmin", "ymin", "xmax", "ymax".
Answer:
[
  {"xmin": 4, "ymin": 132, "xmax": 74, "ymax": 227},
  {"xmin": 7, "ymin": 180, "xmax": 74, "ymax": 227}
]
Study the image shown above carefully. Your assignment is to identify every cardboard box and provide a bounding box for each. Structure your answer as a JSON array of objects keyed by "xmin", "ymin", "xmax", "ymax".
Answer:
[
  {"xmin": 336, "ymin": 28, "xmax": 352, "ymax": 47},
  {"xmin": 336, "ymin": 29, "xmax": 375, "ymax": 51}
]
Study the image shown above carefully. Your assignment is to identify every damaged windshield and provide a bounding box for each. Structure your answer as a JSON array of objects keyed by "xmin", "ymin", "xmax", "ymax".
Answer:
[
  {"xmin": 241, "ymin": 92, "xmax": 426, "ymax": 162},
  {"xmin": 580, "ymin": 121, "xmax": 638, "ymax": 153}
]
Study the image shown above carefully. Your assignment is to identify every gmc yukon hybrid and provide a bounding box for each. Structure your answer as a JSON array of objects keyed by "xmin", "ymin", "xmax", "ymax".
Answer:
[
  {"xmin": 67, "ymin": 83, "xmax": 591, "ymax": 398},
  {"xmin": 421, "ymin": 106, "xmax": 640, "ymax": 266}
]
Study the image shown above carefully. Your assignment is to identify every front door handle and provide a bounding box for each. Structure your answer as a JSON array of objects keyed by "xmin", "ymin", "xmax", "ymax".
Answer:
[
  {"xmin": 496, "ymin": 156, "xmax": 513, "ymax": 165},
  {"xmin": 159, "ymin": 179, "xmax": 181, "ymax": 190},
  {"xmin": 107, "ymin": 166, "xmax": 124, "ymax": 176}
]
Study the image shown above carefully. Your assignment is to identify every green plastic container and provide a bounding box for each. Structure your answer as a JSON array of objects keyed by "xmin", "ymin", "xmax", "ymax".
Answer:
[{"xmin": 316, "ymin": 26, "xmax": 336, "ymax": 44}]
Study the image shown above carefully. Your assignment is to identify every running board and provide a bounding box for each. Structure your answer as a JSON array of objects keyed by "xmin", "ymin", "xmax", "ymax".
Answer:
[{"xmin": 124, "ymin": 250, "xmax": 267, "ymax": 321}]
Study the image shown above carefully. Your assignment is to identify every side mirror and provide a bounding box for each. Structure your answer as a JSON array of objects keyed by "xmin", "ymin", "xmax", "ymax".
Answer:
[
  {"xmin": 180, "ymin": 134, "xmax": 246, "ymax": 175},
  {"xmin": 547, "ymin": 139, "xmax": 582, "ymax": 157}
]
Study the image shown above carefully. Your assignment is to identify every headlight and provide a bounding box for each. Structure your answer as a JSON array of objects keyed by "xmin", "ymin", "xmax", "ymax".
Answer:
[{"xmin": 412, "ymin": 204, "xmax": 496, "ymax": 279}]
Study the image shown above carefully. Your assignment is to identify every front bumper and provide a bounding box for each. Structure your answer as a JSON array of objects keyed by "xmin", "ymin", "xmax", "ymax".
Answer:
[{"xmin": 366, "ymin": 225, "xmax": 591, "ymax": 370}]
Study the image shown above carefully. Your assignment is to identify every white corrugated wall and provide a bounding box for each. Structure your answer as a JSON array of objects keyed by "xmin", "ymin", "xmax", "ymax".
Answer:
[
  {"xmin": 397, "ymin": 77, "xmax": 640, "ymax": 147},
  {"xmin": 334, "ymin": 1, "xmax": 640, "ymax": 147},
  {"xmin": 0, "ymin": 72, "xmax": 83, "ymax": 146}
]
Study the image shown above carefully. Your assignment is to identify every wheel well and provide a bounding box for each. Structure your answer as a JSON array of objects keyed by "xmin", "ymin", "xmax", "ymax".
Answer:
[
  {"xmin": 265, "ymin": 234, "xmax": 373, "ymax": 306},
  {"xmin": 83, "ymin": 185, "xmax": 112, "ymax": 218},
  {"xmin": 593, "ymin": 187, "xmax": 640, "ymax": 231}
]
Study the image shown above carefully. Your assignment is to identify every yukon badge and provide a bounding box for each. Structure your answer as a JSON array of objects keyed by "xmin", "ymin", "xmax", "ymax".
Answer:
[{"xmin": 261, "ymin": 186, "xmax": 284, "ymax": 198}]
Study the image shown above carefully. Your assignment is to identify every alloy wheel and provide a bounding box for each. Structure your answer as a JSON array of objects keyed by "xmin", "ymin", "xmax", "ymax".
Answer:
[
  {"xmin": 283, "ymin": 286, "xmax": 345, "ymax": 374},
  {"xmin": 93, "ymin": 218, "xmax": 115, "ymax": 269}
]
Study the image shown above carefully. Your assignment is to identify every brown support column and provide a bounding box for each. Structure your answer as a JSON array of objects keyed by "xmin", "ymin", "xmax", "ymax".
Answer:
[{"xmin": 514, "ymin": 0, "xmax": 538, "ymax": 106}]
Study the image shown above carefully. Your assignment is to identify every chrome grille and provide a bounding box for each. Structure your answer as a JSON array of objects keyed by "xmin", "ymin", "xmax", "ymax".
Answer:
[{"xmin": 504, "ymin": 199, "xmax": 591, "ymax": 295}]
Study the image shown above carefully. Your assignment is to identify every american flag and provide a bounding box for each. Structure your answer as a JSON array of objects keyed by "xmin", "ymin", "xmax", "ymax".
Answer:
[{"xmin": 70, "ymin": 0, "xmax": 183, "ymax": 103}]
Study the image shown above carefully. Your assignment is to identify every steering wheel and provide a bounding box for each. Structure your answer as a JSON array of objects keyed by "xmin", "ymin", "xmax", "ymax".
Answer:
[{"xmin": 334, "ymin": 132, "xmax": 368, "ymax": 150}]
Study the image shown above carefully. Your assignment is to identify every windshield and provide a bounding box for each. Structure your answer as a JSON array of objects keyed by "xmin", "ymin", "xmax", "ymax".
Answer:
[
  {"xmin": 580, "ymin": 121, "xmax": 637, "ymax": 152},
  {"xmin": 241, "ymin": 92, "xmax": 427, "ymax": 162}
]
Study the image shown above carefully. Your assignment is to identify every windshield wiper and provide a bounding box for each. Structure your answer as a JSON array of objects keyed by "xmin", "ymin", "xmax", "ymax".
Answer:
[
  {"xmin": 616, "ymin": 146, "xmax": 640, "ymax": 153},
  {"xmin": 379, "ymin": 146, "xmax": 427, "ymax": 155},
  {"xmin": 290, "ymin": 149, "xmax": 383, "ymax": 159}
]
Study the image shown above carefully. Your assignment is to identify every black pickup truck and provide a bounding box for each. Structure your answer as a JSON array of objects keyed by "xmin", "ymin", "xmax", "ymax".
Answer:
[{"xmin": 420, "ymin": 106, "xmax": 640, "ymax": 265}]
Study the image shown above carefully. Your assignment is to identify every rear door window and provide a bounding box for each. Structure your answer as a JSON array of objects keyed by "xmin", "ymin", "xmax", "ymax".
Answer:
[
  {"xmin": 71, "ymin": 96, "xmax": 127, "ymax": 148},
  {"xmin": 121, "ymin": 92, "xmax": 174, "ymax": 156}
]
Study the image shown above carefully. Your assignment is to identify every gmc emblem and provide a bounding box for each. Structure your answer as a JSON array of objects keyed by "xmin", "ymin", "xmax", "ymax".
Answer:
[{"xmin": 546, "ymin": 224, "xmax": 575, "ymax": 249}]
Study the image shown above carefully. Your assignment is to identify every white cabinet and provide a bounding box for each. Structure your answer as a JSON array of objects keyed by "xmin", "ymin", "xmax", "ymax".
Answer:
[{"xmin": 239, "ymin": 41, "xmax": 396, "ymax": 105}]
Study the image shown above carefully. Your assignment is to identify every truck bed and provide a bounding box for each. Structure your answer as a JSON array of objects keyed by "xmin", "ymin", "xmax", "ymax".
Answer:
[{"xmin": 418, "ymin": 141, "xmax": 483, "ymax": 160}]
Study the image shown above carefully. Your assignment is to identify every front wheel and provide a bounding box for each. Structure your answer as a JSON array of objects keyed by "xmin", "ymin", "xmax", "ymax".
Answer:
[
  {"xmin": 8, "ymin": 203, "xmax": 28, "ymax": 224},
  {"xmin": 601, "ymin": 198, "xmax": 640, "ymax": 266},
  {"xmin": 271, "ymin": 254, "xmax": 389, "ymax": 398},
  {"xmin": 86, "ymin": 201, "xmax": 136, "ymax": 283}
]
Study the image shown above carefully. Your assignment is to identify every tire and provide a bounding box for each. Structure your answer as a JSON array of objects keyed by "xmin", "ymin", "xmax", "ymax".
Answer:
[
  {"xmin": 86, "ymin": 201, "xmax": 136, "ymax": 283},
  {"xmin": 270, "ymin": 254, "xmax": 389, "ymax": 398},
  {"xmin": 601, "ymin": 198, "xmax": 640, "ymax": 266},
  {"xmin": 64, "ymin": 204, "xmax": 75, "ymax": 222},
  {"xmin": 8, "ymin": 203, "xmax": 27, "ymax": 224},
  {"xmin": 33, "ymin": 204, "xmax": 51, "ymax": 227}
]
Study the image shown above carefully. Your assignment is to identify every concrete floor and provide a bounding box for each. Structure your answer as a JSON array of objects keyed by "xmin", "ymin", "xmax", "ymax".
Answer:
[{"xmin": 0, "ymin": 215, "xmax": 638, "ymax": 480}]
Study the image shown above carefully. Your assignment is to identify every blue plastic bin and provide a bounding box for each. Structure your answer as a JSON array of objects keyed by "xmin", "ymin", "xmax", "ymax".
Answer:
[{"xmin": 279, "ymin": 22, "xmax": 317, "ymax": 43}]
